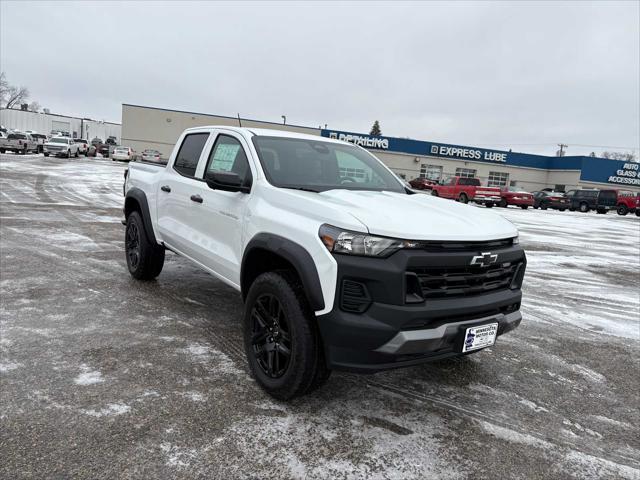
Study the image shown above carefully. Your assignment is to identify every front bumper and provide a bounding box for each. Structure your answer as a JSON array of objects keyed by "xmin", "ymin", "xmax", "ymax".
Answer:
[
  {"xmin": 508, "ymin": 198, "xmax": 534, "ymax": 206},
  {"xmin": 316, "ymin": 244, "xmax": 526, "ymax": 372}
]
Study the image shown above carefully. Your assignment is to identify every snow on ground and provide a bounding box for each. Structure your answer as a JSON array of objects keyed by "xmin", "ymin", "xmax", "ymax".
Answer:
[{"xmin": 0, "ymin": 154, "xmax": 639, "ymax": 479}]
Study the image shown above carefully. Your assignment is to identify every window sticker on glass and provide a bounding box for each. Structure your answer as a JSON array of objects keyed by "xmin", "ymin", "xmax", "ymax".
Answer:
[{"xmin": 211, "ymin": 144, "xmax": 240, "ymax": 171}]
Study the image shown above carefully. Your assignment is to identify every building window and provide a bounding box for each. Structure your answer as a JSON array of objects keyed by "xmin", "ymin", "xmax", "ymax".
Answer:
[
  {"xmin": 487, "ymin": 171, "xmax": 509, "ymax": 187},
  {"xmin": 455, "ymin": 168, "xmax": 477, "ymax": 178},
  {"xmin": 554, "ymin": 184, "xmax": 566, "ymax": 192},
  {"xmin": 420, "ymin": 164, "xmax": 443, "ymax": 181}
]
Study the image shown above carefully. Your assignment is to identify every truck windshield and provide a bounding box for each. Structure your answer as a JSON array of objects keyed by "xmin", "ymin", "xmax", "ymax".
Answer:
[
  {"xmin": 50, "ymin": 138, "xmax": 68, "ymax": 144},
  {"xmin": 252, "ymin": 136, "xmax": 405, "ymax": 193}
]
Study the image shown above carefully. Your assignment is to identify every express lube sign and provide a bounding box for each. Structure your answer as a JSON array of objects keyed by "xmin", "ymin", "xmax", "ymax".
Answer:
[
  {"xmin": 430, "ymin": 145, "xmax": 507, "ymax": 163},
  {"xmin": 608, "ymin": 163, "xmax": 640, "ymax": 186}
]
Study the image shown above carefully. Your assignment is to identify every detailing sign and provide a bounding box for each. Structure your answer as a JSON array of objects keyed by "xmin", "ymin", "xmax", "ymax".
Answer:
[
  {"xmin": 329, "ymin": 132, "xmax": 389, "ymax": 150},
  {"xmin": 607, "ymin": 162, "xmax": 640, "ymax": 186},
  {"xmin": 430, "ymin": 145, "xmax": 507, "ymax": 163}
]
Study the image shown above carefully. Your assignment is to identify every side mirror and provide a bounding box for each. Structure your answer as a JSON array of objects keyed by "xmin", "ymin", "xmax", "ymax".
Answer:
[{"xmin": 205, "ymin": 171, "xmax": 250, "ymax": 193}]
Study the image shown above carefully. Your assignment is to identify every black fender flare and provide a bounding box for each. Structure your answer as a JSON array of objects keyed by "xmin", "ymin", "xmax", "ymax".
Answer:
[
  {"xmin": 124, "ymin": 188, "xmax": 158, "ymax": 245},
  {"xmin": 241, "ymin": 233, "xmax": 325, "ymax": 311}
]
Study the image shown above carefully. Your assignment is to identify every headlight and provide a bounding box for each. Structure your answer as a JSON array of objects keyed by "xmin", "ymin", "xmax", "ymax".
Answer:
[
  {"xmin": 512, "ymin": 235, "xmax": 520, "ymax": 245},
  {"xmin": 319, "ymin": 224, "xmax": 417, "ymax": 258}
]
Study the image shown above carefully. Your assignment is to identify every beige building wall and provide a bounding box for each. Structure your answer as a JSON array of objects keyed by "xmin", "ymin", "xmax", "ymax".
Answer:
[{"xmin": 121, "ymin": 104, "xmax": 321, "ymax": 158}]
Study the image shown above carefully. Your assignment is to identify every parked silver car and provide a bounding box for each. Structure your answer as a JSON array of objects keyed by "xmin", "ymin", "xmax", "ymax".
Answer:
[{"xmin": 0, "ymin": 132, "xmax": 38, "ymax": 154}]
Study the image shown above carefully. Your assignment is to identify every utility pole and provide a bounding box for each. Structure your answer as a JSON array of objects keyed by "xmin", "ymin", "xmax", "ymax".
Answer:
[
  {"xmin": 557, "ymin": 143, "xmax": 568, "ymax": 157},
  {"xmin": 281, "ymin": 115, "xmax": 286, "ymax": 125}
]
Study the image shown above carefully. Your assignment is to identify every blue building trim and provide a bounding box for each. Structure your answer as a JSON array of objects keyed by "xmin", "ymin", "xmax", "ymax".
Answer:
[{"xmin": 321, "ymin": 129, "xmax": 638, "ymax": 186}]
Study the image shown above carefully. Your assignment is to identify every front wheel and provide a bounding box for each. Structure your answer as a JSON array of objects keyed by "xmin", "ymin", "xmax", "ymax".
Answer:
[
  {"xmin": 44, "ymin": 153, "xmax": 49, "ymax": 157},
  {"xmin": 125, "ymin": 211, "xmax": 165, "ymax": 280},
  {"xmin": 243, "ymin": 271, "xmax": 330, "ymax": 400},
  {"xmin": 521, "ymin": 205, "xmax": 529, "ymax": 209},
  {"xmin": 617, "ymin": 205, "xmax": 628, "ymax": 216},
  {"xmin": 458, "ymin": 193, "xmax": 468, "ymax": 203},
  {"xmin": 485, "ymin": 203, "xmax": 494, "ymax": 208},
  {"xmin": 596, "ymin": 208, "xmax": 607, "ymax": 214},
  {"xmin": 541, "ymin": 205, "xmax": 548, "ymax": 210},
  {"xmin": 431, "ymin": 190, "xmax": 439, "ymax": 197},
  {"xmin": 74, "ymin": 149, "xmax": 79, "ymax": 158},
  {"xmin": 579, "ymin": 202, "xmax": 589, "ymax": 213}
]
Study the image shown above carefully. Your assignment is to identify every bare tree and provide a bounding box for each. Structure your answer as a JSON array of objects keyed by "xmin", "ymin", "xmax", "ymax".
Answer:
[
  {"xmin": 28, "ymin": 101, "xmax": 41, "ymax": 113},
  {"xmin": 0, "ymin": 71, "xmax": 30, "ymax": 109},
  {"xmin": 601, "ymin": 151, "xmax": 638, "ymax": 162}
]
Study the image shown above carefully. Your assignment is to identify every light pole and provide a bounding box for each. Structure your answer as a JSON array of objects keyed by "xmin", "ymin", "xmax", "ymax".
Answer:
[{"xmin": 281, "ymin": 115, "xmax": 286, "ymax": 125}]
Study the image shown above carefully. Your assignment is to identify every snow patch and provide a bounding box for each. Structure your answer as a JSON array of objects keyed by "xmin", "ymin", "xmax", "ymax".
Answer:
[
  {"xmin": 0, "ymin": 361, "xmax": 22, "ymax": 372},
  {"xmin": 82, "ymin": 403, "xmax": 131, "ymax": 417},
  {"xmin": 74, "ymin": 365, "xmax": 104, "ymax": 385}
]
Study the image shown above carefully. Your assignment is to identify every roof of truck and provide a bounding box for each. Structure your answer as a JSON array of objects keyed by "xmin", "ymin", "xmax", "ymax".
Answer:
[{"xmin": 182, "ymin": 125, "xmax": 343, "ymax": 144}]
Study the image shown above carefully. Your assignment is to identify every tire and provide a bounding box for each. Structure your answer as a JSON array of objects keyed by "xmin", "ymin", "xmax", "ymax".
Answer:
[
  {"xmin": 458, "ymin": 193, "xmax": 468, "ymax": 204},
  {"xmin": 559, "ymin": 209, "xmax": 566, "ymax": 212},
  {"xmin": 243, "ymin": 271, "xmax": 330, "ymax": 400},
  {"xmin": 520, "ymin": 205, "xmax": 528, "ymax": 209},
  {"xmin": 636, "ymin": 210, "xmax": 640, "ymax": 217},
  {"xmin": 0, "ymin": 148, "xmax": 4, "ymax": 154},
  {"xmin": 66, "ymin": 150, "xmax": 70, "ymax": 158},
  {"xmin": 596, "ymin": 208, "xmax": 607, "ymax": 215},
  {"xmin": 499, "ymin": 198, "xmax": 508, "ymax": 208},
  {"xmin": 125, "ymin": 211, "xmax": 165, "ymax": 280},
  {"xmin": 74, "ymin": 149, "xmax": 79, "ymax": 158},
  {"xmin": 579, "ymin": 202, "xmax": 589, "ymax": 213},
  {"xmin": 541, "ymin": 205, "xmax": 548, "ymax": 210},
  {"xmin": 431, "ymin": 190, "xmax": 439, "ymax": 197},
  {"xmin": 485, "ymin": 203, "xmax": 494, "ymax": 208},
  {"xmin": 44, "ymin": 153, "xmax": 49, "ymax": 157},
  {"xmin": 569, "ymin": 207, "xmax": 575, "ymax": 212},
  {"xmin": 617, "ymin": 205, "xmax": 628, "ymax": 216},
  {"xmin": 533, "ymin": 205, "xmax": 538, "ymax": 209}
]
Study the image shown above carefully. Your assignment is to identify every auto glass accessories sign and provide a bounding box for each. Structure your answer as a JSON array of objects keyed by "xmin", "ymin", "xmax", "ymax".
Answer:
[
  {"xmin": 430, "ymin": 145, "xmax": 507, "ymax": 163},
  {"xmin": 608, "ymin": 163, "xmax": 640, "ymax": 186},
  {"xmin": 329, "ymin": 132, "xmax": 389, "ymax": 150}
]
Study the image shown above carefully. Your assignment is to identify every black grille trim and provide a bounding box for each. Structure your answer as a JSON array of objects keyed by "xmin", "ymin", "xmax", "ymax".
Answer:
[
  {"xmin": 341, "ymin": 279, "xmax": 372, "ymax": 313},
  {"xmin": 409, "ymin": 261, "xmax": 522, "ymax": 299}
]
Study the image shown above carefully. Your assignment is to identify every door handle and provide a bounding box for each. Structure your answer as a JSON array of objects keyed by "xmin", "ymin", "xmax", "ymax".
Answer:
[
  {"xmin": 161, "ymin": 185, "xmax": 171, "ymax": 193},
  {"xmin": 190, "ymin": 194, "xmax": 203, "ymax": 204}
]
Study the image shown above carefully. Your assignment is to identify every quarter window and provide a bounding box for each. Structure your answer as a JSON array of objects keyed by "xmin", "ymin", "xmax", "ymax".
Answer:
[
  {"xmin": 488, "ymin": 171, "xmax": 509, "ymax": 187},
  {"xmin": 173, "ymin": 133, "xmax": 209, "ymax": 177},
  {"xmin": 205, "ymin": 135, "xmax": 252, "ymax": 186},
  {"xmin": 455, "ymin": 168, "xmax": 476, "ymax": 178}
]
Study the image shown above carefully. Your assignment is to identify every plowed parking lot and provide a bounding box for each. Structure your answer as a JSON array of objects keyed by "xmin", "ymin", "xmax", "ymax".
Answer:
[{"xmin": 1, "ymin": 154, "xmax": 639, "ymax": 479}]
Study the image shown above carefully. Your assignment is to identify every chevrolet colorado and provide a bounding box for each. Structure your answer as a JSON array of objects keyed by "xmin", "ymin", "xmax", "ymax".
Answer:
[{"xmin": 123, "ymin": 126, "xmax": 526, "ymax": 399}]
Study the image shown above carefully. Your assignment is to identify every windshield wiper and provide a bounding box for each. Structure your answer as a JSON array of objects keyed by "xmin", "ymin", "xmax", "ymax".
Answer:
[{"xmin": 283, "ymin": 186, "xmax": 320, "ymax": 193}]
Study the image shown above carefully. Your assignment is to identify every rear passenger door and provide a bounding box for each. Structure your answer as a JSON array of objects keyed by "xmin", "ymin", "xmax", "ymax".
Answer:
[
  {"xmin": 189, "ymin": 131, "xmax": 255, "ymax": 285},
  {"xmin": 156, "ymin": 131, "xmax": 210, "ymax": 258}
]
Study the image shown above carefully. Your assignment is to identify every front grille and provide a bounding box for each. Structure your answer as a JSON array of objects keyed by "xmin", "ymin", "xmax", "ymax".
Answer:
[
  {"xmin": 409, "ymin": 261, "xmax": 521, "ymax": 299},
  {"xmin": 417, "ymin": 238, "xmax": 513, "ymax": 252}
]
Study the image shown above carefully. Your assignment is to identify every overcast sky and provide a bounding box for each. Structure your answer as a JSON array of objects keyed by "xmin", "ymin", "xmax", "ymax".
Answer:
[{"xmin": 1, "ymin": 1, "xmax": 638, "ymax": 156}]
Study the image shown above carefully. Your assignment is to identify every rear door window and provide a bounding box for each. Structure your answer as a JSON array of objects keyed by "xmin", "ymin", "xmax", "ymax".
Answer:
[{"xmin": 173, "ymin": 133, "xmax": 209, "ymax": 177}]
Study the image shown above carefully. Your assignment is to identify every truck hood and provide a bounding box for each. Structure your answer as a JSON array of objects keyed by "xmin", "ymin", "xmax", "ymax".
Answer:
[{"xmin": 272, "ymin": 188, "xmax": 518, "ymax": 241}]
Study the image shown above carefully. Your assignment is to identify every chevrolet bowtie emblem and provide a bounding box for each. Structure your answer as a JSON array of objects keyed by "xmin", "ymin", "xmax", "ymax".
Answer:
[{"xmin": 470, "ymin": 252, "xmax": 498, "ymax": 267}]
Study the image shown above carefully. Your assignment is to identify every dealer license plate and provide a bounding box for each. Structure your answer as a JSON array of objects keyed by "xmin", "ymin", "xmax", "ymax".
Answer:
[{"xmin": 462, "ymin": 323, "xmax": 498, "ymax": 353}]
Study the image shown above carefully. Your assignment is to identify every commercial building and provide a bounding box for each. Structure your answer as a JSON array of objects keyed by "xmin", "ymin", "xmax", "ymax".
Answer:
[
  {"xmin": 121, "ymin": 104, "xmax": 639, "ymax": 193},
  {"xmin": 0, "ymin": 108, "xmax": 121, "ymax": 142}
]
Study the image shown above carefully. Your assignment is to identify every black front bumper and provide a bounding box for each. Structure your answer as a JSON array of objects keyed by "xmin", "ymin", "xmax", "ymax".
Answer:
[{"xmin": 317, "ymin": 244, "xmax": 526, "ymax": 372}]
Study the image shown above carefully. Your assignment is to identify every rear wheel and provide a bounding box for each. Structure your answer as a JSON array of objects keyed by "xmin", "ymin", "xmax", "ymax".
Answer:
[
  {"xmin": 579, "ymin": 202, "xmax": 589, "ymax": 213},
  {"xmin": 44, "ymin": 153, "xmax": 49, "ymax": 157},
  {"xmin": 636, "ymin": 210, "xmax": 640, "ymax": 217},
  {"xmin": 74, "ymin": 149, "xmax": 79, "ymax": 158},
  {"xmin": 541, "ymin": 204, "xmax": 548, "ymax": 210},
  {"xmin": 485, "ymin": 203, "xmax": 494, "ymax": 208},
  {"xmin": 559, "ymin": 209, "xmax": 566, "ymax": 212},
  {"xmin": 431, "ymin": 190, "xmax": 439, "ymax": 197},
  {"xmin": 243, "ymin": 271, "xmax": 330, "ymax": 400},
  {"xmin": 596, "ymin": 208, "xmax": 607, "ymax": 214},
  {"xmin": 125, "ymin": 211, "xmax": 165, "ymax": 280},
  {"xmin": 520, "ymin": 205, "xmax": 528, "ymax": 209},
  {"xmin": 617, "ymin": 205, "xmax": 628, "ymax": 216},
  {"xmin": 499, "ymin": 198, "xmax": 508, "ymax": 208}
]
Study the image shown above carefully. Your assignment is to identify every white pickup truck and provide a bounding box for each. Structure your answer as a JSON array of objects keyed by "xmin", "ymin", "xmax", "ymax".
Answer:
[{"xmin": 124, "ymin": 126, "xmax": 526, "ymax": 399}]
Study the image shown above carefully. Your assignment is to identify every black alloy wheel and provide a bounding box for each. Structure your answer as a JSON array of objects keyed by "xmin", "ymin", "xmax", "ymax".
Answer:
[
  {"xmin": 250, "ymin": 294, "xmax": 292, "ymax": 379},
  {"xmin": 125, "ymin": 220, "xmax": 141, "ymax": 270}
]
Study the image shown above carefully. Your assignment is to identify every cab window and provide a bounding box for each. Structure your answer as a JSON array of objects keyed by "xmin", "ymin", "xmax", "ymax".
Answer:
[
  {"xmin": 205, "ymin": 134, "xmax": 252, "ymax": 187},
  {"xmin": 173, "ymin": 133, "xmax": 209, "ymax": 177}
]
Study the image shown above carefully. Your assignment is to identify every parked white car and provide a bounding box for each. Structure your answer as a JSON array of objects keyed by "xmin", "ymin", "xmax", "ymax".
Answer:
[
  {"xmin": 112, "ymin": 146, "xmax": 135, "ymax": 162},
  {"xmin": 43, "ymin": 137, "xmax": 79, "ymax": 158},
  {"xmin": 0, "ymin": 132, "xmax": 38, "ymax": 154},
  {"xmin": 74, "ymin": 138, "xmax": 89, "ymax": 155},
  {"xmin": 140, "ymin": 149, "xmax": 163, "ymax": 163}
]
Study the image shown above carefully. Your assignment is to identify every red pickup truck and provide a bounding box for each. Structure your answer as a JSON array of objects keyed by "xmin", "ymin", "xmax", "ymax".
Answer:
[
  {"xmin": 615, "ymin": 190, "xmax": 639, "ymax": 216},
  {"xmin": 431, "ymin": 176, "xmax": 502, "ymax": 207}
]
